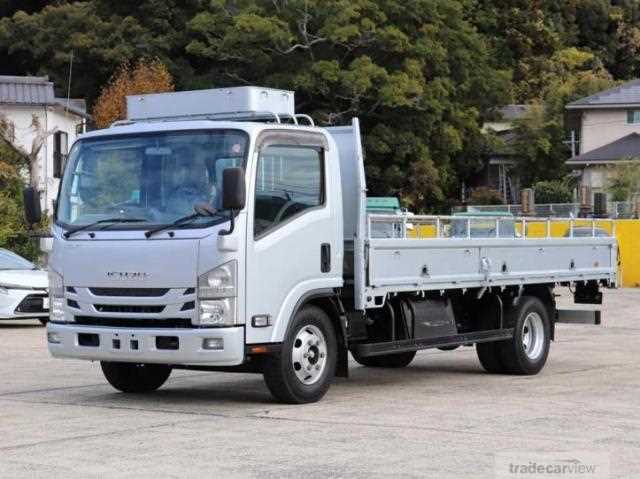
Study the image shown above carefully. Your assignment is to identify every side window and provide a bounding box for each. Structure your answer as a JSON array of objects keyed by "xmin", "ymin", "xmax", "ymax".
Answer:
[
  {"xmin": 627, "ymin": 110, "xmax": 640, "ymax": 124},
  {"xmin": 254, "ymin": 145, "xmax": 324, "ymax": 237}
]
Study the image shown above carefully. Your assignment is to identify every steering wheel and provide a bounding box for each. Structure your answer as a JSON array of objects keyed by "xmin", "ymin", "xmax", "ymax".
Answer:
[{"xmin": 273, "ymin": 200, "xmax": 299, "ymax": 224}]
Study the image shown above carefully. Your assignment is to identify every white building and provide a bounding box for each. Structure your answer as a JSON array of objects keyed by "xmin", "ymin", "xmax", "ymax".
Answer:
[
  {"xmin": 566, "ymin": 80, "xmax": 640, "ymax": 196},
  {"xmin": 0, "ymin": 75, "xmax": 89, "ymax": 214}
]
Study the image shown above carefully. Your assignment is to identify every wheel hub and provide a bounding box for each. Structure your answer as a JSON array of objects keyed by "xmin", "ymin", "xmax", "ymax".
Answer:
[
  {"xmin": 291, "ymin": 325, "xmax": 327, "ymax": 385},
  {"xmin": 522, "ymin": 312, "xmax": 545, "ymax": 361}
]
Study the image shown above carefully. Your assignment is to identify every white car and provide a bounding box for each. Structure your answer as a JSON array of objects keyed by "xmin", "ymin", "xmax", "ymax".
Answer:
[{"xmin": 0, "ymin": 249, "xmax": 49, "ymax": 324}]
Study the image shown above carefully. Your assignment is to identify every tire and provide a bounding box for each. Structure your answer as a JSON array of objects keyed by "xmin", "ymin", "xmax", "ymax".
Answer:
[
  {"xmin": 100, "ymin": 362, "xmax": 172, "ymax": 393},
  {"xmin": 476, "ymin": 299, "xmax": 507, "ymax": 374},
  {"xmin": 263, "ymin": 305, "xmax": 337, "ymax": 404},
  {"xmin": 498, "ymin": 296, "xmax": 551, "ymax": 375},
  {"xmin": 38, "ymin": 318, "xmax": 48, "ymax": 326},
  {"xmin": 477, "ymin": 341, "xmax": 505, "ymax": 373},
  {"xmin": 351, "ymin": 349, "xmax": 416, "ymax": 368}
]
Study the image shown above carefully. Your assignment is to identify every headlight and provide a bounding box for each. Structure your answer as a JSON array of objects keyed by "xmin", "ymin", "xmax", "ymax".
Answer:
[
  {"xmin": 198, "ymin": 298, "xmax": 236, "ymax": 326},
  {"xmin": 196, "ymin": 261, "xmax": 237, "ymax": 326},
  {"xmin": 198, "ymin": 260, "xmax": 236, "ymax": 299},
  {"xmin": 48, "ymin": 270, "xmax": 70, "ymax": 323}
]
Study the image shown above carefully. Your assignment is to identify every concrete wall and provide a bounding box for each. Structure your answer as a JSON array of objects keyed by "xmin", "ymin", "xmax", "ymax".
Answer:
[{"xmin": 580, "ymin": 109, "xmax": 640, "ymax": 153}]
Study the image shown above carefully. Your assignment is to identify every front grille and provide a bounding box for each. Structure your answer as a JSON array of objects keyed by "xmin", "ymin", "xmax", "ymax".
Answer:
[
  {"xmin": 181, "ymin": 301, "xmax": 195, "ymax": 311},
  {"xmin": 15, "ymin": 294, "xmax": 48, "ymax": 313},
  {"xmin": 74, "ymin": 316, "xmax": 191, "ymax": 328},
  {"xmin": 94, "ymin": 304, "xmax": 165, "ymax": 314},
  {"xmin": 89, "ymin": 288, "xmax": 170, "ymax": 297}
]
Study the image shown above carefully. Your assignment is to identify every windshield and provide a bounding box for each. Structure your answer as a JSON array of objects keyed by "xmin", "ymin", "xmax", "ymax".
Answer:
[
  {"xmin": 0, "ymin": 249, "xmax": 36, "ymax": 270},
  {"xmin": 56, "ymin": 129, "xmax": 249, "ymax": 229}
]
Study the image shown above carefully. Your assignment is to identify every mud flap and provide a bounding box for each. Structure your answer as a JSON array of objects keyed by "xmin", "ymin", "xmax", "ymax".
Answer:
[{"xmin": 556, "ymin": 309, "xmax": 602, "ymax": 325}]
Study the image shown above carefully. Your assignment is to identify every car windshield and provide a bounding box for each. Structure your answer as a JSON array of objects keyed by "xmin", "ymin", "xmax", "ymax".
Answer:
[
  {"xmin": 56, "ymin": 129, "xmax": 249, "ymax": 228},
  {"xmin": 0, "ymin": 249, "xmax": 36, "ymax": 270},
  {"xmin": 450, "ymin": 218, "xmax": 516, "ymax": 238}
]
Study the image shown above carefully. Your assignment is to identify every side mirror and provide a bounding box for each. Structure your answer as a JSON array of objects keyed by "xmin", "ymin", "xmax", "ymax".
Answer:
[
  {"xmin": 222, "ymin": 167, "xmax": 246, "ymax": 211},
  {"xmin": 23, "ymin": 187, "xmax": 42, "ymax": 226}
]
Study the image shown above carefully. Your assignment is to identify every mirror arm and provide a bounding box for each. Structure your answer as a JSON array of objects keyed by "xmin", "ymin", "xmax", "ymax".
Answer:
[{"xmin": 219, "ymin": 210, "xmax": 236, "ymax": 236}]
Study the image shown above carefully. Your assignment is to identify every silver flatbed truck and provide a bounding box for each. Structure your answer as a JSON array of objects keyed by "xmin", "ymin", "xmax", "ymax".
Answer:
[{"xmin": 23, "ymin": 87, "xmax": 618, "ymax": 403}]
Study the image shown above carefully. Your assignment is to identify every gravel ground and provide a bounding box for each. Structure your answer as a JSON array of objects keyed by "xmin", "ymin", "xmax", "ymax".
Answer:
[{"xmin": 0, "ymin": 288, "xmax": 638, "ymax": 478}]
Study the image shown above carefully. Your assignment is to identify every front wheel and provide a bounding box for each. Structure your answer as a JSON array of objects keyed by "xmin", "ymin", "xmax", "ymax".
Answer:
[
  {"xmin": 263, "ymin": 305, "xmax": 337, "ymax": 404},
  {"xmin": 100, "ymin": 362, "xmax": 172, "ymax": 393}
]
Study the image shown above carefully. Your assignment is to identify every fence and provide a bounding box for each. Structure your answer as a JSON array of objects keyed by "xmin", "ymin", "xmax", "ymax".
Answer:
[
  {"xmin": 454, "ymin": 202, "xmax": 636, "ymax": 219},
  {"xmin": 368, "ymin": 214, "xmax": 615, "ymax": 240}
]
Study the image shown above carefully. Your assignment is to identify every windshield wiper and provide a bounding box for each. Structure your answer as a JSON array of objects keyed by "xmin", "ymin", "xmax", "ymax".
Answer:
[
  {"xmin": 144, "ymin": 208, "xmax": 220, "ymax": 239},
  {"xmin": 63, "ymin": 218, "xmax": 147, "ymax": 239}
]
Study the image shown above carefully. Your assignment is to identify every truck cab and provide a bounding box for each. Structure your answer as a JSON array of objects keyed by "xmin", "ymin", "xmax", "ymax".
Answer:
[{"xmin": 34, "ymin": 87, "xmax": 366, "ymax": 402}]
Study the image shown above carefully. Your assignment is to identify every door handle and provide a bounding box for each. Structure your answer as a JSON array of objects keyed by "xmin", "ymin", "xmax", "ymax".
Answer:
[{"xmin": 321, "ymin": 243, "xmax": 331, "ymax": 273}]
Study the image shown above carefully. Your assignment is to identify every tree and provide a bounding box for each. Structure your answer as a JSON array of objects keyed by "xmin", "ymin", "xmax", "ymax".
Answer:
[
  {"xmin": 509, "ymin": 48, "xmax": 615, "ymax": 188},
  {"xmin": 2, "ymin": 0, "xmax": 638, "ymax": 212},
  {"xmin": 92, "ymin": 59, "xmax": 174, "ymax": 128},
  {"xmin": 0, "ymin": 143, "xmax": 40, "ymax": 261},
  {"xmin": 468, "ymin": 187, "xmax": 504, "ymax": 206},
  {"xmin": 509, "ymin": 102, "xmax": 567, "ymax": 186},
  {"xmin": 533, "ymin": 180, "xmax": 573, "ymax": 204},
  {"xmin": 608, "ymin": 160, "xmax": 640, "ymax": 201},
  {"xmin": 0, "ymin": 113, "xmax": 58, "ymax": 189},
  {"xmin": 184, "ymin": 0, "xmax": 511, "ymax": 211}
]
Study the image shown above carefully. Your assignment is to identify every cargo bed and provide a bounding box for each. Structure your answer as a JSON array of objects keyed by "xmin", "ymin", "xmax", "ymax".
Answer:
[{"xmin": 360, "ymin": 215, "xmax": 617, "ymax": 309}]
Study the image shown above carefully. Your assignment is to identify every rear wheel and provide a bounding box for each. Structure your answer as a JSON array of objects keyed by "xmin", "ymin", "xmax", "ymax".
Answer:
[
  {"xmin": 100, "ymin": 362, "xmax": 172, "ymax": 393},
  {"xmin": 499, "ymin": 296, "xmax": 551, "ymax": 375},
  {"xmin": 351, "ymin": 350, "xmax": 416, "ymax": 368},
  {"xmin": 263, "ymin": 305, "xmax": 337, "ymax": 404}
]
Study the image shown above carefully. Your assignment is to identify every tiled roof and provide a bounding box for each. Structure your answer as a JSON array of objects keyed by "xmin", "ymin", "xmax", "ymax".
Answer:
[
  {"xmin": 0, "ymin": 75, "xmax": 55, "ymax": 105},
  {"xmin": 567, "ymin": 133, "xmax": 640, "ymax": 164},
  {"xmin": 566, "ymin": 79, "xmax": 640, "ymax": 109},
  {"xmin": 0, "ymin": 75, "xmax": 89, "ymax": 118}
]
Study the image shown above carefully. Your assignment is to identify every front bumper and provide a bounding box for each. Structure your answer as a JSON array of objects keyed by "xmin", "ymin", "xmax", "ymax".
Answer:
[
  {"xmin": 0, "ymin": 289, "xmax": 48, "ymax": 319},
  {"xmin": 47, "ymin": 323, "xmax": 245, "ymax": 366}
]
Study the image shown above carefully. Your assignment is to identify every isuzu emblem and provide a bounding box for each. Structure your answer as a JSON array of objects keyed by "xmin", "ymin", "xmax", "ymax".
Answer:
[{"xmin": 106, "ymin": 271, "xmax": 150, "ymax": 281}]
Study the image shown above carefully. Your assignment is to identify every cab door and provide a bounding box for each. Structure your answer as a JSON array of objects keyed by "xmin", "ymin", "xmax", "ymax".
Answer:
[{"xmin": 245, "ymin": 130, "xmax": 342, "ymax": 344}]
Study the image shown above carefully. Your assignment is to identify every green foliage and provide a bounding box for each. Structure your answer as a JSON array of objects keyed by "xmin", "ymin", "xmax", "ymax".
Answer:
[
  {"xmin": 0, "ymin": 143, "xmax": 40, "ymax": 261},
  {"xmin": 533, "ymin": 180, "xmax": 573, "ymax": 204},
  {"xmin": 1, "ymin": 0, "xmax": 639, "ymax": 212},
  {"xmin": 181, "ymin": 0, "xmax": 512, "ymax": 211},
  {"xmin": 468, "ymin": 187, "xmax": 504, "ymax": 206},
  {"xmin": 608, "ymin": 160, "xmax": 640, "ymax": 201}
]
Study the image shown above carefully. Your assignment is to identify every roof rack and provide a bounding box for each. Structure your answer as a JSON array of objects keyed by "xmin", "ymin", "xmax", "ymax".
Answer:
[
  {"xmin": 115, "ymin": 86, "xmax": 315, "ymax": 128},
  {"xmin": 111, "ymin": 111, "xmax": 315, "ymax": 128}
]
